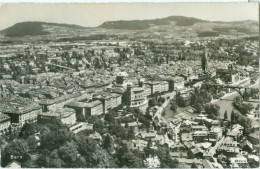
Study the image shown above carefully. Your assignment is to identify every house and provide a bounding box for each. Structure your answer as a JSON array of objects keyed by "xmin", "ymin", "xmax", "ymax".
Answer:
[
  {"xmin": 170, "ymin": 144, "xmax": 188, "ymax": 158},
  {"xmin": 88, "ymin": 131, "xmax": 102, "ymax": 142},
  {"xmin": 177, "ymin": 158, "xmax": 202, "ymax": 167},
  {"xmin": 181, "ymin": 133, "xmax": 193, "ymax": 142},
  {"xmin": 209, "ymin": 127, "xmax": 223, "ymax": 142},
  {"xmin": 227, "ymin": 124, "xmax": 244, "ymax": 140},
  {"xmin": 144, "ymin": 155, "xmax": 160, "ymax": 168},
  {"xmin": 131, "ymin": 139, "xmax": 147, "ymax": 151},
  {"xmin": 191, "ymin": 125, "xmax": 208, "ymax": 132},
  {"xmin": 192, "ymin": 131, "xmax": 209, "ymax": 142},
  {"xmin": 140, "ymin": 132, "xmax": 157, "ymax": 140},
  {"xmin": 230, "ymin": 156, "xmax": 248, "ymax": 168},
  {"xmin": 240, "ymin": 140, "xmax": 253, "ymax": 153}
]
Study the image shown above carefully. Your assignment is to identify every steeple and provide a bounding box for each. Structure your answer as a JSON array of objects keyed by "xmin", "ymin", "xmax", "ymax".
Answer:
[{"xmin": 201, "ymin": 46, "xmax": 208, "ymax": 73}]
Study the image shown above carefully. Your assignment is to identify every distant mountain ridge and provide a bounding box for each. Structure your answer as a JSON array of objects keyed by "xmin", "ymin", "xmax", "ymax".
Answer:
[
  {"xmin": 1, "ymin": 16, "xmax": 258, "ymax": 37},
  {"xmin": 1, "ymin": 22, "xmax": 86, "ymax": 37},
  {"xmin": 98, "ymin": 16, "xmax": 208, "ymax": 30}
]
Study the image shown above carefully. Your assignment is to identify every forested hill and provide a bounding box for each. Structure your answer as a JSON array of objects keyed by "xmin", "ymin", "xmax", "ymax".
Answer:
[
  {"xmin": 98, "ymin": 16, "xmax": 207, "ymax": 30},
  {"xmin": 1, "ymin": 22, "xmax": 86, "ymax": 37}
]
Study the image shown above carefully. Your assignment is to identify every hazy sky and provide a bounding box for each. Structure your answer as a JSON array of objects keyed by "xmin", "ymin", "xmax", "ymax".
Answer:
[{"xmin": 0, "ymin": 2, "xmax": 258, "ymax": 30}]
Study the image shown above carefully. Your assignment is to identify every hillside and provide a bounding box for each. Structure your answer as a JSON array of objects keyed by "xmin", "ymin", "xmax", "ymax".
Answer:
[
  {"xmin": 1, "ymin": 22, "xmax": 86, "ymax": 37},
  {"xmin": 99, "ymin": 16, "xmax": 207, "ymax": 30}
]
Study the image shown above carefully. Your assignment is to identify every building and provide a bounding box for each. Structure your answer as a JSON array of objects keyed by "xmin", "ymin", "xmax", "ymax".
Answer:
[
  {"xmin": 201, "ymin": 47, "xmax": 208, "ymax": 73},
  {"xmin": 209, "ymin": 127, "xmax": 223, "ymax": 142},
  {"xmin": 88, "ymin": 131, "xmax": 102, "ymax": 142},
  {"xmin": 144, "ymin": 155, "xmax": 160, "ymax": 168},
  {"xmin": 3, "ymin": 107, "xmax": 41, "ymax": 127},
  {"xmin": 38, "ymin": 108, "xmax": 76, "ymax": 126},
  {"xmin": 143, "ymin": 85, "xmax": 152, "ymax": 97},
  {"xmin": 145, "ymin": 81, "xmax": 161, "ymax": 95},
  {"xmin": 221, "ymin": 137, "xmax": 239, "ymax": 147},
  {"xmin": 230, "ymin": 156, "xmax": 248, "ymax": 168},
  {"xmin": 192, "ymin": 131, "xmax": 208, "ymax": 142},
  {"xmin": 172, "ymin": 77, "xmax": 185, "ymax": 90},
  {"xmin": 116, "ymin": 72, "xmax": 129, "ymax": 88},
  {"xmin": 160, "ymin": 81, "xmax": 169, "ymax": 92},
  {"xmin": 0, "ymin": 113, "xmax": 11, "ymax": 135},
  {"xmin": 0, "ymin": 97, "xmax": 41, "ymax": 127},
  {"xmin": 70, "ymin": 122, "xmax": 93, "ymax": 133},
  {"xmin": 126, "ymin": 84, "xmax": 148, "ymax": 113},
  {"xmin": 216, "ymin": 64, "xmax": 240, "ymax": 84},
  {"xmin": 227, "ymin": 124, "xmax": 244, "ymax": 140},
  {"xmin": 92, "ymin": 91, "xmax": 122, "ymax": 113},
  {"xmin": 65, "ymin": 100, "xmax": 103, "ymax": 120},
  {"xmin": 191, "ymin": 125, "xmax": 208, "ymax": 132}
]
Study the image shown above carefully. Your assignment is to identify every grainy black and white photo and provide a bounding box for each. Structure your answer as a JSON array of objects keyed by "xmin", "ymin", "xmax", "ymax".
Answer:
[{"xmin": 0, "ymin": 2, "xmax": 259, "ymax": 168}]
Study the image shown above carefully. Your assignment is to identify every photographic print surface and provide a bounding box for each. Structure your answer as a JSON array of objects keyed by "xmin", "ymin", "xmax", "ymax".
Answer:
[{"xmin": 0, "ymin": 2, "xmax": 259, "ymax": 168}]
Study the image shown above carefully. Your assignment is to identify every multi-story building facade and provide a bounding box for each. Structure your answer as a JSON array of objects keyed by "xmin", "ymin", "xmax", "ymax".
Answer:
[
  {"xmin": 4, "ymin": 108, "xmax": 41, "ymax": 127},
  {"xmin": 126, "ymin": 84, "xmax": 148, "ymax": 113},
  {"xmin": 0, "ymin": 113, "xmax": 11, "ymax": 135},
  {"xmin": 65, "ymin": 100, "xmax": 103, "ymax": 120},
  {"xmin": 145, "ymin": 81, "xmax": 161, "ymax": 95},
  {"xmin": 38, "ymin": 108, "xmax": 76, "ymax": 126}
]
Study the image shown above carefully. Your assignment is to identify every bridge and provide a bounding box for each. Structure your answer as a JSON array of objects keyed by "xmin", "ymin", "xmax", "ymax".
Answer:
[
  {"xmin": 204, "ymin": 83, "xmax": 259, "ymax": 101},
  {"xmin": 204, "ymin": 83, "xmax": 259, "ymax": 91}
]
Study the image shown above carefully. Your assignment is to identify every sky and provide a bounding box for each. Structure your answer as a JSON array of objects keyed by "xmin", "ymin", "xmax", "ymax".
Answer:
[{"xmin": 0, "ymin": 2, "xmax": 258, "ymax": 30}]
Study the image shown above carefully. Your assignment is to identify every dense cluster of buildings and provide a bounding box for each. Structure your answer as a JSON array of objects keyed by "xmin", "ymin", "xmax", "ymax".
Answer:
[{"xmin": 0, "ymin": 37, "xmax": 259, "ymax": 168}]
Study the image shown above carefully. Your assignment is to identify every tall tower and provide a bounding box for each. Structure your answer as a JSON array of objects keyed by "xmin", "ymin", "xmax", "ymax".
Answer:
[
  {"xmin": 126, "ymin": 84, "xmax": 132, "ymax": 106},
  {"xmin": 201, "ymin": 47, "xmax": 208, "ymax": 73}
]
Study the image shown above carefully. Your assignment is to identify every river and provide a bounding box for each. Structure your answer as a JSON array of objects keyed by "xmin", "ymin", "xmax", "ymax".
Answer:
[{"xmin": 215, "ymin": 83, "xmax": 259, "ymax": 126}]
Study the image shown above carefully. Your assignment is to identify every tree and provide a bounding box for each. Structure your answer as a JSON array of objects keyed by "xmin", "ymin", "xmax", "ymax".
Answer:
[
  {"xmin": 41, "ymin": 127, "xmax": 74, "ymax": 151},
  {"xmin": 2, "ymin": 139, "xmax": 29, "ymax": 166},
  {"xmin": 204, "ymin": 104, "xmax": 220, "ymax": 119},
  {"xmin": 91, "ymin": 147, "xmax": 116, "ymax": 168},
  {"xmin": 191, "ymin": 162, "xmax": 198, "ymax": 168},
  {"xmin": 158, "ymin": 97, "xmax": 165, "ymax": 104},
  {"xmin": 170, "ymin": 100, "xmax": 177, "ymax": 113},
  {"xmin": 231, "ymin": 109, "xmax": 235, "ymax": 124},
  {"xmin": 128, "ymin": 127, "xmax": 135, "ymax": 140},
  {"xmin": 224, "ymin": 110, "xmax": 228, "ymax": 120},
  {"xmin": 72, "ymin": 156, "xmax": 87, "ymax": 168},
  {"xmin": 124, "ymin": 122, "xmax": 129, "ymax": 128},
  {"xmin": 103, "ymin": 134, "xmax": 112, "ymax": 150},
  {"xmin": 148, "ymin": 99, "xmax": 157, "ymax": 107},
  {"xmin": 144, "ymin": 139, "xmax": 154, "ymax": 157},
  {"xmin": 27, "ymin": 135, "xmax": 38, "ymax": 151},
  {"xmin": 58, "ymin": 141, "xmax": 78, "ymax": 166},
  {"xmin": 193, "ymin": 102, "xmax": 203, "ymax": 114},
  {"xmin": 116, "ymin": 143, "xmax": 144, "ymax": 168},
  {"xmin": 48, "ymin": 150, "xmax": 64, "ymax": 168},
  {"xmin": 19, "ymin": 123, "xmax": 40, "ymax": 138},
  {"xmin": 104, "ymin": 112, "xmax": 115, "ymax": 123}
]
